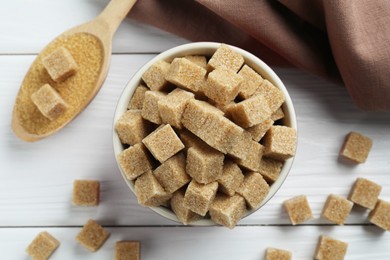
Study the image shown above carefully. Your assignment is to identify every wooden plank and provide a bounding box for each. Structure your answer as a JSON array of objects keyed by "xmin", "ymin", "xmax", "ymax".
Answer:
[
  {"xmin": 0, "ymin": 0, "xmax": 188, "ymax": 54},
  {"xmin": 1, "ymin": 55, "xmax": 389, "ymax": 227},
  {"xmin": 1, "ymin": 226, "xmax": 389, "ymax": 259}
]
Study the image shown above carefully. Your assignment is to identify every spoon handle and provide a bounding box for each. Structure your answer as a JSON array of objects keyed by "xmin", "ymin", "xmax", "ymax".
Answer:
[{"xmin": 97, "ymin": 0, "xmax": 137, "ymax": 36}]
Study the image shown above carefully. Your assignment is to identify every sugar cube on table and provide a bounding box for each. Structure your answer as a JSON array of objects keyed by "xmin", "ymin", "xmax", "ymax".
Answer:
[
  {"xmin": 321, "ymin": 194, "xmax": 353, "ymax": 225},
  {"xmin": 26, "ymin": 231, "xmax": 60, "ymax": 260},
  {"xmin": 265, "ymin": 247, "xmax": 292, "ymax": 260},
  {"xmin": 115, "ymin": 241, "xmax": 141, "ymax": 260},
  {"xmin": 369, "ymin": 199, "xmax": 390, "ymax": 231},
  {"xmin": 348, "ymin": 177, "xmax": 381, "ymax": 209},
  {"xmin": 283, "ymin": 195, "xmax": 313, "ymax": 225},
  {"xmin": 72, "ymin": 180, "xmax": 100, "ymax": 206},
  {"xmin": 314, "ymin": 235, "xmax": 348, "ymax": 260},
  {"xmin": 339, "ymin": 131, "xmax": 373, "ymax": 164},
  {"xmin": 76, "ymin": 219, "xmax": 110, "ymax": 252}
]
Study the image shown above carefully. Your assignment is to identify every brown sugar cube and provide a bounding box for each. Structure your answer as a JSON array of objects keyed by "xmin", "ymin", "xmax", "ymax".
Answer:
[
  {"xmin": 227, "ymin": 131, "xmax": 254, "ymax": 160},
  {"xmin": 128, "ymin": 84, "xmax": 148, "ymax": 110},
  {"xmin": 118, "ymin": 143, "xmax": 153, "ymax": 181},
  {"xmin": 339, "ymin": 131, "xmax": 373, "ymax": 164},
  {"xmin": 283, "ymin": 195, "xmax": 313, "ymax": 225},
  {"xmin": 179, "ymin": 129, "xmax": 206, "ymax": 151},
  {"xmin": 263, "ymin": 125, "xmax": 297, "ymax": 160},
  {"xmin": 265, "ymin": 247, "xmax": 292, "ymax": 260},
  {"xmin": 247, "ymin": 118, "xmax": 274, "ymax": 142},
  {"xmin": 209, "ymin": 193, "xmax": 246, "ymax": 229},
  {"xmin": 184, "ymin": 55, "xmax": 207, "ymax": 69},
  {"xmin": 182, "ymin": 99, "xmax": 243, "ymax": 154},
  {"xmin": 238, "ymin": 65, "xmax": 264, "ymax": 99},
  {"xmin": 76, "ymin": 219, "xmax": 110, "ymax": 252},
  {"xmin": 235, "ymin": 138, "xmax": 264, "ymax": 172},
  {"xmin": 165, "ymin": 58, "xmax": 207, "ymax": 92},
  {"xmin": 141, "ymin": 90, "xmax": 166, "ymax": 124},
  {"xmin": 134, "ymin": 170, "xmax": 172, "ymax": 207},
  {"xmin": 115, "ymin": 241, "xmax": 141, "ymax": 260},
  {"xmin": 171, "ymin": 189, "xmax": 202, "ymax": 225},
  {"xmin": 184, "ymin": 180, "xmax": 218, "ymax": 216},
  {"xmin": 217, "ymin": 161, "xmax": 244, "ymax": 196},
  {"xmin": 115, "ymin": 110, "xmax": 152, "ymax": 145},
  {"xmin": 153, "ymin": 153, "xmax": 190, "ymax": 193},
  {"xmin": 258, "ymin": 157, "xmax": 284, "ymax": 184},
  {"xmin": 208, "ymin": 44, "xmax": 244, "ymax": 72},
  {"xmin": 158, "ymin": 88, "xmax": 194, "ymax": 129},
  {"xmin": 237, "ymin": 172, "xmax": 270, "ymax": 209},
  {"xmin": 321, "ymin": 194, "xmax": 353, "ymax": 225},
  {"xmin": 26, "ymin": 231, "xmax": 60, "ymax": 260},
  {"xmin": 141, "ymin": 60, "xmax": 170, "ymax": 91},
  {"xmin": 348, "ymin": 177, "xmax": 381, "ymax": 209},
  {"xmin": 314, "ymin": 235, "xmax": 348, "ymax": 260},
  {"xmin": 205, "ymin": 67, "xmax": 243, "ymax": 105},
  {"xmin": 31, "ymin": 84, "xmax": 68, "ymax": 121},
  {"xmin": 253, "ymin": 79, "xmax": 285, "ymax": 113},
  {"xmin": 229, "ymin": 94, "xmax": 272, "ymax": 128},
  {"xmin": 186, "ymin": 145, "xmax": 224, "ymax": 184},
  {"xmin": 142, "ymin": 124, "xmax": 185, "ymax": 163},
  {"xmin": 72, "ymin": 180, "xmax": 100, "ymax": 206},
  {"xmin": 271, "ymin": 107, "xmax": 285, "ymax": 121},
  {"xmin": 369, "ymin": 199, "xmax": 390, "ymax": 231},
  {"xmin": 41, "ymin": 47, "xmax": 78, "ymax": 82}
]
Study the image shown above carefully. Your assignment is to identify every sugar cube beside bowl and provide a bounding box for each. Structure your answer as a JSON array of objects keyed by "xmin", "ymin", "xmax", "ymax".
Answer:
[{"xmin": 113, "ymin": 42, "xmax": 297, "ymax": 226}]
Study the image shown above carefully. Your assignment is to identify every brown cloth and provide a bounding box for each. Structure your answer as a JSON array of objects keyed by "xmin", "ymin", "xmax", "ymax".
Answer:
[{"xmin": 128, "ymin": 0, "xmax": 390, "ymax": 111}]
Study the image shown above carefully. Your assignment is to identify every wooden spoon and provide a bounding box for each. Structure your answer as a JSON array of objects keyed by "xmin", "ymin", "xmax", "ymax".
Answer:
[{"xmin": 12, "ymin": 0, "xmax": 137, "ymax": 142}]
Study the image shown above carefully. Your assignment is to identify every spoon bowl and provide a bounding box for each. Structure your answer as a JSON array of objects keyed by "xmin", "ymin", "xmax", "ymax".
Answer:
[{"xmin": 12, "ymin": 0, "xmax": 137, "ymax": 142}]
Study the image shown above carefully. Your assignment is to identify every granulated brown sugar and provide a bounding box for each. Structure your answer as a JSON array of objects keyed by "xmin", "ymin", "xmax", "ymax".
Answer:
[{"xmin": 14, "ymin": 32, "xmax": 103, "ymax": 135}]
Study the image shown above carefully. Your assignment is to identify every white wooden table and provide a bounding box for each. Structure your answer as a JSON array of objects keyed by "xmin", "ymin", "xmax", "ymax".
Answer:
[{"xmin": 1, "ymin": 1, "xmax": 389, "ymax": 259}]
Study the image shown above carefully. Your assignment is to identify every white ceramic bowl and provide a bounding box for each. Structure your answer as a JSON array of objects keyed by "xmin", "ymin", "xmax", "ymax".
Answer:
[{"xmin": 113, "ymin": 42, "xmax": 297, "ymax": 226}]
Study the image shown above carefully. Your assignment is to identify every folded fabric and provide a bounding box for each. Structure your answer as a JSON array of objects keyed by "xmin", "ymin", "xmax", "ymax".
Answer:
[{"xmin": 128, "ymin": 0, "xmax": 390, "ymax": 111}]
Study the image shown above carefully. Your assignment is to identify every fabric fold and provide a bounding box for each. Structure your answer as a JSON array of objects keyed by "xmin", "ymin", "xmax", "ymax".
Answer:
[{"xmin": 128, "ymin": 0, "xmax": 390, "ymax": 111}]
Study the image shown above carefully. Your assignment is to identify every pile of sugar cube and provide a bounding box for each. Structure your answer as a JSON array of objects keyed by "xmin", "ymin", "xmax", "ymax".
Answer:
[{"xmin": 115, "ymin": 44, "xmax": 297, "ymax": 229}]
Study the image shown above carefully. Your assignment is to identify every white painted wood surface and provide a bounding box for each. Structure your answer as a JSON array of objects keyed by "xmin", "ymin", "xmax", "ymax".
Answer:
[{"xmin": 0, "ymin": 0, "xmax": 389, "ymax": 259}]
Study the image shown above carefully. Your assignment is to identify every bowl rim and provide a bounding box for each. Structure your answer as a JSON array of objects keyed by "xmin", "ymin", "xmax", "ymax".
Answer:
[{"xmin": 113, "ymin": 42, "xmax": 297, "ymax": 226}]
